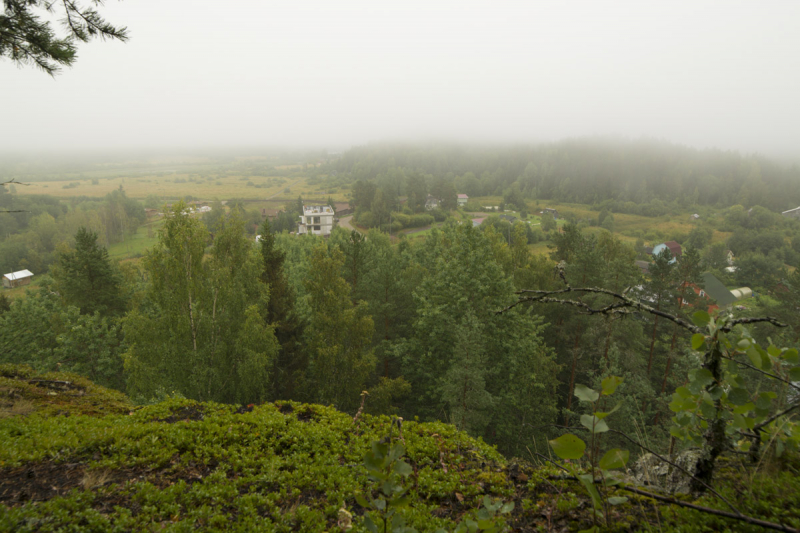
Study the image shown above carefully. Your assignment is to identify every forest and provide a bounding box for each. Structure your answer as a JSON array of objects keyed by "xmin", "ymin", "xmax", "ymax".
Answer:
[{"xmin": 2, "ymin": 139, "xmax": 800, "ymax": 531}]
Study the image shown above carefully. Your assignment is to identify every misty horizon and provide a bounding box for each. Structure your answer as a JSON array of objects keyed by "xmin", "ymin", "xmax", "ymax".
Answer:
[{"xmin": 3, "ymin": 1, "xmax": 800, "ymax": 159}]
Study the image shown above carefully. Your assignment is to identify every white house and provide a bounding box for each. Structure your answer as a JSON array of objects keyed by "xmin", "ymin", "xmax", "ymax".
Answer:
[
  {"xmin": 298, "ymin": 205, "xmax": 334, "ymax": 236},
  {"xmin": 425, "ymin": 195, "xmax": 439, "ymax": 210},
  {"xmin": 3, "ymin": 269, "xmax": 34, "ymax": 289},
  {"xmin": 457, "ymin": 194, "xmax": 469, "ymax": 207}
]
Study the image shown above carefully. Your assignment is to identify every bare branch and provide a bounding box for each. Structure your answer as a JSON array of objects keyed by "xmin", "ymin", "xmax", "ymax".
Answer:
[
  {"xmin": 502, "ymin": 285, "xmax": 702, "ymax": 333},
  {"xmin": 721, "ymin": 354, "xmax": 800, "ymax": 393},
  {"xmin": 753, "ymin": 402, "xmax": 800, "ymax": 432}
]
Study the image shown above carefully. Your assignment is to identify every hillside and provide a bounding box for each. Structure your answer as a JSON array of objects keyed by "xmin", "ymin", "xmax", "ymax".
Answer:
[{"xmin": 1, "ymin": 364, "xmax": 798, "ymax": 532}]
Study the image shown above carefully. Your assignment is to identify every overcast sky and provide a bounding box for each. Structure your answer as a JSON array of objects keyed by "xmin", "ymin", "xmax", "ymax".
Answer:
[{"xmin": 2, "ymin": 1, "xmax": 799, "ymax": 156}]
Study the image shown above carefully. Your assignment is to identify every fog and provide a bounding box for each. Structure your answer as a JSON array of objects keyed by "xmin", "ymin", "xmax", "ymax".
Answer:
[{"xmin": 2, "ymin": 0, "xmax": 799, "ymax": 157}]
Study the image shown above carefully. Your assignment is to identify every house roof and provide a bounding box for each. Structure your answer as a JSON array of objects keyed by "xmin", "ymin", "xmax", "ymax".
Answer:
[
  {"xmin": 472, "ymin": 217, "xmax": 485, "ymax": 226},
  {"xmin": 701, "ymin": 273, "xmax": 737, "ymax": 307},
  {"xmin": 302, "ymin": 205, "xmax": 333, "ymax": 216},
  {"xmin": 782, "ymin": 206, "xmax": 800, "ymax": 215},
  {"xmin": 457, "ymin": 194, "xmax": 469, "ymax": 199},
  {"xmin": 664, "ymin": 241, "xmax": 682, "ymax": 255},
  {"xmin": 3, "ymin": 269, "xmax": 33, "ymax": 280},
  {"xmin": 634, "ymin": 260, "xmax": 650, "ymax": 274}
]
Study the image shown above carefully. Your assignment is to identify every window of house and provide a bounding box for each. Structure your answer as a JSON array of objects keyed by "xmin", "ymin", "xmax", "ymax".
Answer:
[
  {"xmin": 699, "ymin": 290, "xmax": 705, "ymax": 297},
  {"xmin": 313, "ymin": 225, "xmax": 320, "ymax": 231},
  {"xmin": 314, "ymin": 216, "xmax": 320, "ymax": 224}
]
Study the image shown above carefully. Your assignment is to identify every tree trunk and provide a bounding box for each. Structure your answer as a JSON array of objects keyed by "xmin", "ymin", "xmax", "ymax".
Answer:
[
  {"xmin": 690, "ymin": 337, "xmax": 727, "ymax": 493},
  {"xmin": 564, "ymin": 327, "xmax": 582, "ymax": 426}
]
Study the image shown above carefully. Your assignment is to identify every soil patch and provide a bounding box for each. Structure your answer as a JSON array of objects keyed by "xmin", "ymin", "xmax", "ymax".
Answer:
[
  {"xmin": 0, "ymin": 462, "xmax": 87, "ymax": 504},
  {"xmin": 156, "ymin": 405, "xmax": 205, "ymax": 423}
]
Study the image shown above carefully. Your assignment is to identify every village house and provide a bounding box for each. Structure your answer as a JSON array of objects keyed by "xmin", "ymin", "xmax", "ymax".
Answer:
[
  {"xmin": 651, "ymin": 241, "xmax": 682, "ymax": 263},
  {"xmin": 297, "ymin": 205, "xmax": 334, "ymax": 236},
  {"xmin": 679, "ymin": 273, "xmax": 743, "ymax": 313},
  {"xmin": 457, "ymin": 194, "xmax": 469, "ymax": 207},
  {"xmin": 425, "ymin": 195, "xmax": 439, "ymax": 210},
  {"xmin": 472, "ymin": 217, "xmax": 485, "ymax": 227},
  {"xmin": 541, "ymin": 208, "xmax": 559, "ymax": 219},
  {"xmin": 2, "ymin": 269, "xmax": 34, "ymax": 289}
]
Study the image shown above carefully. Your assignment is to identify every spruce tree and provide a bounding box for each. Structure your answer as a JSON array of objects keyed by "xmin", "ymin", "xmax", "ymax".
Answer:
[
  {"xmin": 55, "ymin": 227, "xmax": 125, "ymax": 316},
  {"xmin": 258, "ymin": 218, "xmax": 306, "ymax": 400}
]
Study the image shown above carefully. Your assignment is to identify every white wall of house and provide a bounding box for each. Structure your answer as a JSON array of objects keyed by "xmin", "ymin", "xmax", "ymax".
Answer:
[{"xmin": 298, "ymin": 205, "xmax": 334, "ymax": 236}]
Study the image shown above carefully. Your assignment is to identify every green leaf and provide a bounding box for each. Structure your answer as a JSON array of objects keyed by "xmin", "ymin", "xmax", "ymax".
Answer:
[
  {"xmin": 737, "ymin": 338, "xmax": 751, "ymax": 350},
  {"xmin": 595, "ymin": 403, "xmax": 620, "ymax": 419},
  {"xmin": 499, "ymin": 502, "xmax": 515, "ymax": 514},
  {"xmin": 675, "ymin": 386, "xmax": 692, "ymax": 399},
  {"xmin": 692, "ymin": 333, "xmax": 706, "ymax": 350},
  {"xmin": 393, "ymin": 460, "xmax": 413, "ymax": 477},
  {"xmin": 574, "ymin": 384, "xmax": 600, "ymax": 403},
  {"xmin": 789, "ymin": 367, "xmax": 800, "ymax": 381},
  {"xmin": 374, "ymin": 498, "xmax": 386, "ymax": 511},
  {"xmin": 692, "ymin": 310, "xmax": 710, "ymax": 327},
  {"xmin": 689, "ymin": 368, "xmax": 714, "ymax": 392},
  {"xmin": 580, "ymin": 414, "xmax": 609, "ymax": 433},
  {"xmin": 733, "ymin": 402, "xmax": 755, "ymax": 415},
  {"xmin": 757, "ymin": 345, "xmax": 772, "ymax": 370},
  {"xmin": 608, "ymin": 496, "xmax": 629, "ymax": 505},
  {"xmin": 727, "ymin": 388, "xmax": 750, "ymax": 406},
  {"xmin": 599, "ymin": 448, "xmax": 629, "ymax": 470},
  {"xmin": 391, "ymin": 495, "xmax": 411, "ymax": 509},
  {"xmin": 549, "ymin": 433, "xmax": 586, "ymax": 460},
  {"xmin": 355, "ymin": 493, "xmax": 371, "ymax": 508},
  {"xmin": 768, "ymin": 345, "xmax": 782, "ymax": 358},
  {"xmin": 601, "ymin": 376, "xmax": 623, "ymax": 396},
  {"xmin": 390, "ymin": 443, "xmax": 407, "ymax": 462},
  {"xmin": 577, "ymin": 473, "xmax": 603, "ymax": 509},
  {"xmin": 364, "ymin": 515, "xmax": 378, "ymax": 533},
  {"xmin": 747, "ymin": 346, "xmax": 763, "ymax": 369},
  {"xmin": 783, "ymin": 349, "xmax": 799, "ymax": 364}
]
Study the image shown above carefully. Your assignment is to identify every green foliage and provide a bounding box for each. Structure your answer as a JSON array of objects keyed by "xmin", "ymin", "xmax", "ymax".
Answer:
[
  {"xmin": 53, "ymin": 227, "xmax": 125, "ymax": 316},
  {"xmin": 303, "ymin": 242, "xmax": 375, "ymax": 412},
  {"xmin": 549, "ymin": 377, "xmax": 629, "ymax": 527},
  {"xmin": 399, "ymin": 223, "xmax": 558, "ymax": 456},
  {"xmin": 124, "ymin": 203, "xmax": 279, "ymax": 404},
  {"xmin": 259, "ymin": 218, "xmax": 306, "ymax": 401},
  {"xmin": 357, "ymin": 437, "xmax": 416, "ymax": 533},
  {"xmin": 669, "ymin": 314, "xmax": 800, "ymax": 460},
  {"xmin": 0, "ymin": 0, "xmax": 128, "ymax": 75}
]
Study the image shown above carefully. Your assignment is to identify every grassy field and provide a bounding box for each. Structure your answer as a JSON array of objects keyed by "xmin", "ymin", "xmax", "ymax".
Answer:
[{"xmin": 107, "ymin": 219, "xmax": 164, "ymax": 259}]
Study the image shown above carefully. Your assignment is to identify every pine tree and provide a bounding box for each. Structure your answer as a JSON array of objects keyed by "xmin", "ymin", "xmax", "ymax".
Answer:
[
  {"xmin": 55, "ymin": 227, "xmax": 125, "ymax": 316},
  {"xmin": 258, "ymin": 218, "xmax": 305, "ymax": 400},
  {"xmin": 1, "ymin": 0, "xmax": 128, "ymax": 75}
]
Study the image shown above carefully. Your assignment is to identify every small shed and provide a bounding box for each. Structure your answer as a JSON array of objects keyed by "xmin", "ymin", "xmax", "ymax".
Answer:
[
  {"xmin": 634, "ymin": 260, "xmax": 650, "ymax": 275},
  {"xmin": 457, "ymin": 194, "xmax": 469, "ymax": 207},
  {"xmin": 3, "ymin": 269, "xmax": 34, "ymax": 289},
  {"xmin": 701, "ymin": 273, "xmax": 737, "ymax": 309}
]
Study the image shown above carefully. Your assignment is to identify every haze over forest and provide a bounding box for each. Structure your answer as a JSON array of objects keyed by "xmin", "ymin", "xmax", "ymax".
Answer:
[{"xmin": 3, "ymin": 0, "xmax": 800, "ymax": 159}]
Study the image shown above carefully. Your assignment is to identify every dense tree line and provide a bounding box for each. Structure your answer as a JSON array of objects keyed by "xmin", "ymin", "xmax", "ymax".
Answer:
[
  {"xmin": 0, "ymin": 186, "xmax": 145, "ymax": 275},
  {"xmin": 327, "ymin": 139, "xmax": 800, "ymax": 212}
]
